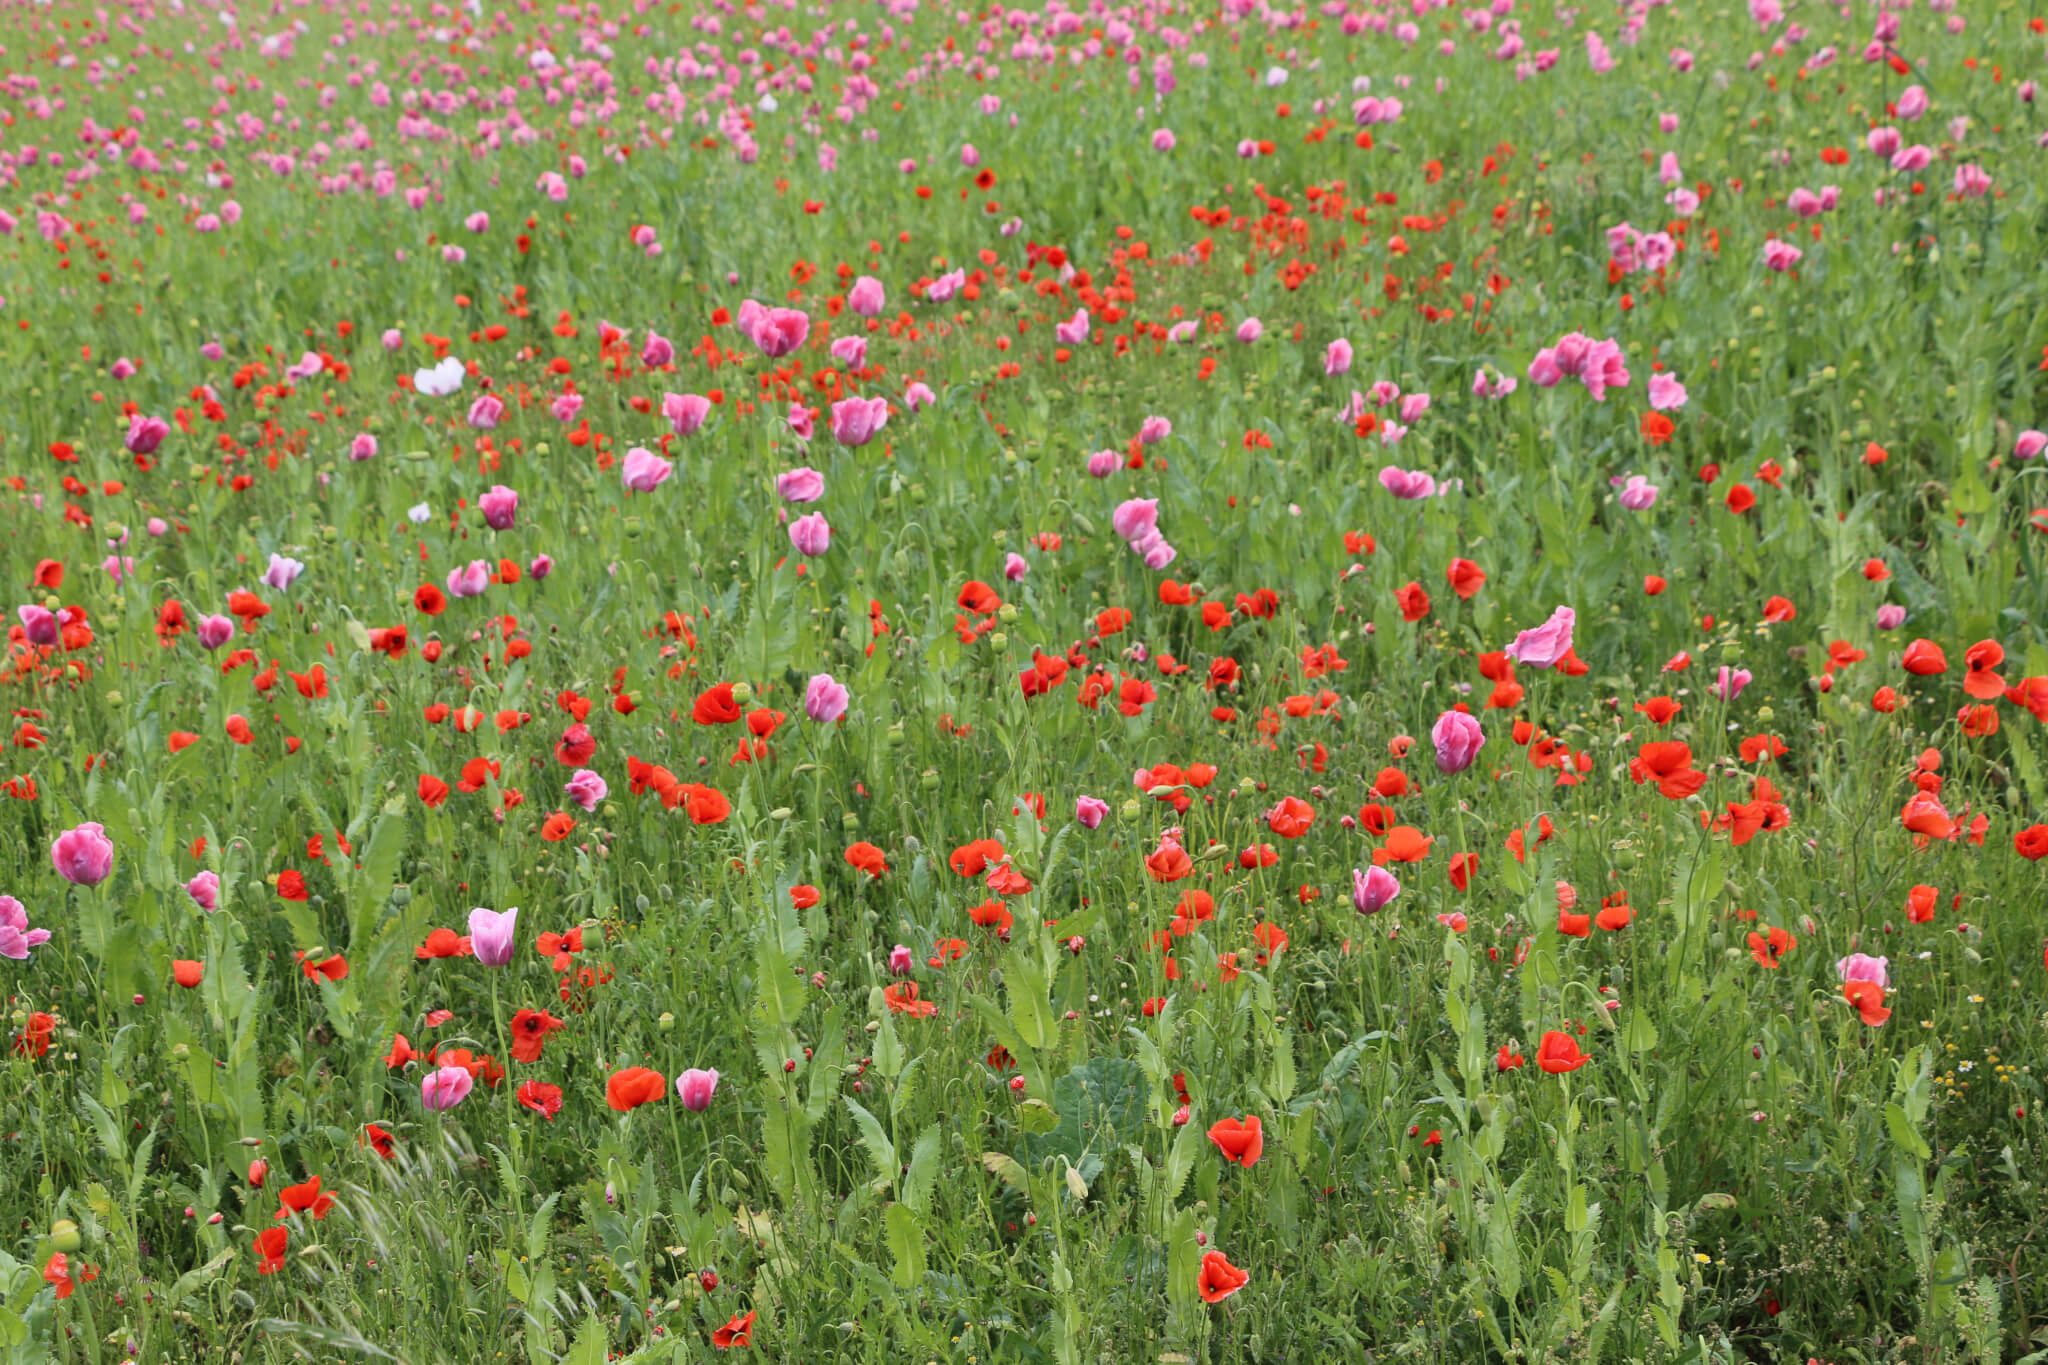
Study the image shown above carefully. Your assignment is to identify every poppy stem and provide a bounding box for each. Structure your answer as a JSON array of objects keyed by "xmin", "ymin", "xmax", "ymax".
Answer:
[{"xmin": 491, "ymin": 972, "xmax": 525, "ymax": 1222}]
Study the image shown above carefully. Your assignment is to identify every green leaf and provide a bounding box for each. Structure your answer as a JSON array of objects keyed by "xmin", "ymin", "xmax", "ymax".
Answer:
[
  {"xmin": 1026, "ymin": 1058, "xmax": 1146, "ymax": 1164},
  {"xmin": 1004, "ymin": 951, "xmax": 1056, "ymax": 1051},
  {"xmin": 843, "ymin": 1097, "xmax": 896, "ymax": 1187},
  {"xmin": 755, "ymin": 935, "xmax": 806, "ymax": 1032},
  {"xmin": 884, "ymin": 1203, "xmax": 926, "ymax": 1290},
  {"xmin": 496, "ymin": 1249, "xmax": 531, "ymax": 1303},
  {"xmin": 563, "ymin": 1311, "xmax": 608, "ymax": 1365},
  {"xmin": 164, "ymin": 1249, "xmax": 236, "ymax": 1308},
  {"xmin": 871, "ymin": 996, "xmax": 906, "ymax": 1080},
  {"xmin": 736, "ymin": 574, "xmax": 798, "ymax": 684},
  {"xmin": 1165, "ymin": 1207, "xmax": 1201, "ymax": 1323},
  {"xmin": 1017, "ymin": 1098, "xmax": 1061, "ymax": 1135},
  {"xmin": 1622, "ymin": 1008, "xmax": 1659, "ymax": 1054},
  {"xmin": 1163, "ymin": 1117, "xmax": 1202, "ymax": 1206},
  {"xmin": 1318, "ymin": 1032, "xmax": 1388, "ymax": 1089},
  {"xmin": 347, "ymin": 809, "xmax": 409, "ymax": 951},
  {"xmin": 980, "ymin": 1152, "xmax": 1028, "ymax": 1191},
  {"xmin": 1884, "ymin": 1101, "xmax": 1932, "ymax": 1161},
  {"xmin": 901, "ymin": 1124, "xmax": 941, "ymax": 1215}
]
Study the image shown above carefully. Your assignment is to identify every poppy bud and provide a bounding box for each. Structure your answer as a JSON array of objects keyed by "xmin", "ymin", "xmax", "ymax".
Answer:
[
  {"xmin": 49, "ymin": 1220, "xmax": 81, "ymax": 1253},
  {"xmin": 700, "ymin": 1269, "xmax": 718, "ymax": 1291}
]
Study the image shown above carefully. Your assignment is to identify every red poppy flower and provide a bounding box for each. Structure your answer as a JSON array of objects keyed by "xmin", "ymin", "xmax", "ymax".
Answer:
[
  {"xmin": 296, "ymin": 952, "xmax": 348, "ymax": 982},
  {"xmin": 1629, "ymin": 741, "xmax": 1705, "ymax": 800},
  {"xmin": 276, "ymin": 1176, "xmax": 337, "ymax": 1222},
  {"xmin": 949, "ymin": 839, "xmax": 1006, "ymax": 878},
  {"xmin": 415, "ymin": 927, "xmax": 473, "ymax": 960},
  {"xmin": 1207, "ymin": 1116, "xmax": 1263, "ymax": 1167},
  {"xmin": 254, "ymin": 1226, "xmax": 289, "ymax": 1275},
  {"xmin": 1843, "ymin": 980, "xmax": 1890, "ymax": 1027},
  {"xmin": 692, "ymin": 683, "xmax": 743, "ymax": 725},
  {"xmin": 606, "ymin": 1067, "xmax": 667, "ymax": 1112},
  {"xmin": 1145, "ymin": 841, "xmax": 1194, "ymax": 882},
  {"xmin": 1901, "ymin": 639, "xmax": 1947, "ymax": 676},
  {"xmin": 517, "ymin": 1080, "xmax": 564, "ymax": 1119},
  {"xmin": 1536, "ymin": 1031, "xmax": 1588, "ymax": 1073},
  {"xmin": 361, "ymin": 1124, "xmax": 397, "ymax": 1160},
  {"xmin": 1746, "ymin": 926, "xmax": 1796, "ymax": 968},
  {"xmin": 1444, "ymin": 558, "xmax": 1486, "ymax": 599},
  {"xmin": 510, "ymin": 1008, "xmax": 567, "ymax": 1063},
  {"xmin": 1380, "ymin": 826, "xmax": 1433, "ymax": 863},
  {"xmin": 712, "ymin": 1310, "xmax": 757, "ymax": 1350},
  {"xmin": 845, "ymin": 841, "xmax": 889, "ymax": 877},
  {"xmin": 1197, "ymin": 1250, "xmax": 1249, "ymax": 1303},
  {"xmin": 881, "ymin": 982, "xmax": 937, "ymax": 1017},
  {"xmin": 1265, "ymin": 796, "xmax": 1314, "ymax": 839}
]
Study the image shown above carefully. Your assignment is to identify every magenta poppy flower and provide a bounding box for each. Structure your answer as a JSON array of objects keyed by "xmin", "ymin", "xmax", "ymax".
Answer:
[
  {"xmin": 52, "ymin": 823, "xmax": 115, "ymax": 886},
  {"xmin": 1502, "ymin": 606, "xmax": 1576, "ymax": 670}
]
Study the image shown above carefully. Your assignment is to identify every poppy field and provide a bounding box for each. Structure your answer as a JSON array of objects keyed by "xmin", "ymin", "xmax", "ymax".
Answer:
[{"xmin": 3, "ymin": 0, "xmax": 2048, "ymax": 1356}]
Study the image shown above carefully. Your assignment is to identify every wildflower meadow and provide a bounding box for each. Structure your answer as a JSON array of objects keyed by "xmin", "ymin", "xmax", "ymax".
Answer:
[{"xmin": 2, "ymin": 0, "xmax": 2047, "ymax": 1357}]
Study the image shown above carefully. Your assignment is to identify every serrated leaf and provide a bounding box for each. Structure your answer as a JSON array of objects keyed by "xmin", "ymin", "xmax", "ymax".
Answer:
[
  {"xmin": 563, "ymin": 1311, "xmax": 607, "ymax": 1365},
  {"xmin": 1885, "ymin": 1101, "xmax": 1932, "ymax": 1161},
  {"xmin": 901, "ymin": 1124, "xmax": 941, "ymax": 1215},
  {"xmin": 1163, "ymin": 1119, "xmax": 1201, "ymax": 1205},
  {"xmin": 755, "ymin": 935, "xmax": 806, "ymax": 1032},
  {"xmin": 1017, "ymin": 1098, "xmax": 1061, "ymax": 1134},
  {"xmin": 1005, "ymin": 951, "xmax": 1056, "ymax": 1050},
  {"xmin": 1319, "ymin": 1032, "xmax": 1388, "ymax": 1089},
  {"xmin": 524, "ymin": 1195, "xmax": 557, "ymax": 1268},
  {"xmin": 884, "ymin": 1203, "xmax": 926, "ymax": 1290},
  {"xmin": 1165, "ymin": 1207, "xmax": 1200, "ymax": 1320},
  {"xmin": 165, "ymin": 1249, "xmax": 236, "ymax": 1307},
  {"xmin": 980, "ymin": 1152, "xmax": 1027, "ymax": 1191},
  {"xmin": 843, "ymin": 1097, "xmax": 896, "ymax": 1186}
]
